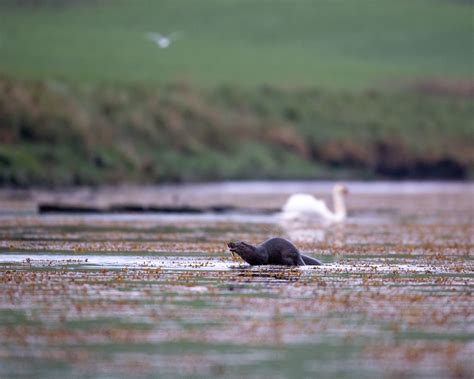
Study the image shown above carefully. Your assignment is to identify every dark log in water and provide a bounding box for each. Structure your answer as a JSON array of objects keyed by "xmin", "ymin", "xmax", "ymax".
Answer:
[
  {"xmin": 38, "ymin": 203, "xmax": 278, "ymax": 214},
  {"xmin": 38, "ymin": 204, "xmax": 103, "ymax": 214}
]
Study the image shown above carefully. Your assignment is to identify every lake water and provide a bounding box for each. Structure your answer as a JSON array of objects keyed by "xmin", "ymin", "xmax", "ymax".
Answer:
[{"xmin": 0, "ymin": 182, "xmax": 473, "ymax": 378}]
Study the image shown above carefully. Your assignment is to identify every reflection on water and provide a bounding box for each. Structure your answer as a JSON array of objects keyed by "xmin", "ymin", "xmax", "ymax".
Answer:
[
  {"xmin": 1, "ymin": 254, "xmax": 455, "ymax": 275},
  {"xmin": 0, "ymin": 182, "xmax": 473, "ymax": 379}
]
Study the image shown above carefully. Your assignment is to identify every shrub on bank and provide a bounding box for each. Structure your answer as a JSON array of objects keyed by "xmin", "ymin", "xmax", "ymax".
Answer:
[{"xmin": 0, "ymin": 78, "xmax": 472, "ymax": 186}]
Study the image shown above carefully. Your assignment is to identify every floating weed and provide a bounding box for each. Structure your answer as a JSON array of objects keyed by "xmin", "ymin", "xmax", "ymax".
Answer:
[{"xmin": 0, "ymin": 186, "xmax": 473, "ymax": 378}]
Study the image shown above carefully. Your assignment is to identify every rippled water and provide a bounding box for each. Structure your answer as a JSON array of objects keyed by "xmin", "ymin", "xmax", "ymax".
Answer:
[{"xmin": 0, "ymin": 182, "xmax": 473, "ymax": 378}]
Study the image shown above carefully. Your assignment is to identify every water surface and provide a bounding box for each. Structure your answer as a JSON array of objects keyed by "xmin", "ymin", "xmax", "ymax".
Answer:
[{"xmin": 0, "ymin": 182, "xmax": 473, "ymax": 378}]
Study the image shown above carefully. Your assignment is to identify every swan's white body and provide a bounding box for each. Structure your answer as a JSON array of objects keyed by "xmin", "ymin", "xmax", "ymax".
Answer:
[
  {"xmin": 282, "ymin": 185, "xmax": 348, "ymax": 222},
  {"xmin": 145, "ymin": 32, "xmax": 180, "ymax": 48}
]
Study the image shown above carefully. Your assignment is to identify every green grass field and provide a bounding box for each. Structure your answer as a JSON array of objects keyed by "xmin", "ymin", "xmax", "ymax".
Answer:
[{"xmin": 0, "ymin": 0, "xmax": 472, "ymax": 89}]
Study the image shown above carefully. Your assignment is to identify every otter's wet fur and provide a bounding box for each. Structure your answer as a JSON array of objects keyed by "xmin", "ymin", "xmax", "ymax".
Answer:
[{"xmin": 227, "ymin": 238, "xmax": 321, "ymax": 266}]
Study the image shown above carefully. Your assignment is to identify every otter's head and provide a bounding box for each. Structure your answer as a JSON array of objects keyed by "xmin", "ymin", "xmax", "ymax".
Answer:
[{"xmin": 227, "ymin": 241, "xmax": 257, "ymax": 264}]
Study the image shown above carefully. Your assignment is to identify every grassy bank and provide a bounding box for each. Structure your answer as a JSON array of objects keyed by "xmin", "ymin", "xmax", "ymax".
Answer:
[
  {"xmin": 0, "ymin": 0, "xmax": 472, "ymax": 89},
  {"xmin": 0, "ymin": 0, "xmax": 472, "ymax": 185},
  {"xmin": 0, "ymin": 77, "xmax": 473, "ymax": 186}
]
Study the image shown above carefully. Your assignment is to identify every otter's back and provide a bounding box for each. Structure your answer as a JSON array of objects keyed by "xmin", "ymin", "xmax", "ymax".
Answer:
[
  {"xmin": 259, "ymin": 238, "xmax": 299, "ymax": 253},
  {"xmin": 259, "ymin": 238, "xmax": 302, "ymax": 265}
]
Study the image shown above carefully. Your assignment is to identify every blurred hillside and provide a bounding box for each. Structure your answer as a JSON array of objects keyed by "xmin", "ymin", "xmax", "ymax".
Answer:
[
  {"xmin": 0, "ymin": 0, "xmax": 473, "ymax": 185},
  {"xmin": 1, "ymin": 78, "xmax": 472, "ymax": 185}
]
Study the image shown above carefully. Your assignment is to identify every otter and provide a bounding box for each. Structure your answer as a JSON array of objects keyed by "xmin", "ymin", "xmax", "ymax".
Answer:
[{"xmin": 227, "ymin": 238, "xmax": 322, "ymax": 266}]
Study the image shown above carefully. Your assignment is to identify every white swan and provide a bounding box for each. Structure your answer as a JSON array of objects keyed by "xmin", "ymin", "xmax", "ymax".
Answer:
[
  {"xmin": 145, "ymin": 32, "xmax": 180, "ymax": 48},
  {"xmin": 281, "ymin": 184, "xmax": 349, "ymax": 222}
]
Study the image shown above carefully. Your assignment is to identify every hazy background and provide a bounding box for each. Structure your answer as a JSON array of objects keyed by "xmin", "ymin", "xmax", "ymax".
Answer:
[{"xmin": 0, "ymin": 0, "xmax": 473, "ymax": 185}]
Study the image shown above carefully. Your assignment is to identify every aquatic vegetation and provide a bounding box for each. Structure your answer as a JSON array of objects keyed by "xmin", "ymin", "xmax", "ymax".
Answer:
[{"xmin": 0, "ymin": 183, "xmax": 473, "ymax": 378}]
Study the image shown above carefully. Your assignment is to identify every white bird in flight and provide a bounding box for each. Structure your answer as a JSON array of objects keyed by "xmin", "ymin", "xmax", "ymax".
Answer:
[{"xmin": 145, "ymin": 32, "xmax": 180, "ymax": 48}]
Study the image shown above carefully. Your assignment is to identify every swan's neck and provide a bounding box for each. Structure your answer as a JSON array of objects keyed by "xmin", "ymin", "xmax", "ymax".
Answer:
[{"xmin": 332, "ymin": 191, "xmax": 347, "ymax": 220}]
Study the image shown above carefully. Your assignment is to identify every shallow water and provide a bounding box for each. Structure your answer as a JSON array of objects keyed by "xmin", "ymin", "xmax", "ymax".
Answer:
[{"xmin": 0, "ymin": 182, "xmax": 473, "ymax": 378}]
